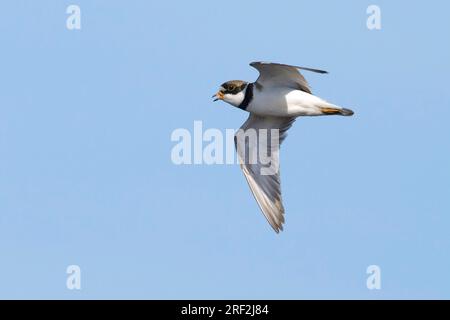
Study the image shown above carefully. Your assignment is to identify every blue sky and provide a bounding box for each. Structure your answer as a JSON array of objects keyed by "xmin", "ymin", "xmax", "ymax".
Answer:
[{"xmin": 0, "ymin": 0, "xmax": 449, "ymax": 299}]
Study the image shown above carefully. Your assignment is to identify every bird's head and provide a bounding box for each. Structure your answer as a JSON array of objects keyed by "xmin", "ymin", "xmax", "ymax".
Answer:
[{"xmin": 212, "ymin": 80, "xmax": 248, "ymax": 107}]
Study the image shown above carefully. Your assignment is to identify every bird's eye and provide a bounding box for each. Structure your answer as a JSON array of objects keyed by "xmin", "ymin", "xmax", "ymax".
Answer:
[{"xmin": 228, "ymin": 85, "xmax": 235, "ymax": 91}]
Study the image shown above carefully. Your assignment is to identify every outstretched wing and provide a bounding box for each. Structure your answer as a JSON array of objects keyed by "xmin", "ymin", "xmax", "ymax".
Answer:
[
  {"xmin": 234, "ymin": 114, "xmax": 296, "ymax": 233},
  {"xmin": 250, "ymin": 61, "xmax": 328, "ymax": 94}
]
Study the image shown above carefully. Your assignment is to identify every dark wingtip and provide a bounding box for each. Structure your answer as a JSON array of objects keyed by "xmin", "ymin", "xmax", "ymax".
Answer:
[
  {"xmin": 298, "ymin": 66, "xmax": 329, "ymax": 74},
  {"xmin": 340, "ymin": 108, "xmax": 354, "ymax": 116},
  {"xmin": 309, "ymin": 68, "xmax": 328, "ymax": 74}
]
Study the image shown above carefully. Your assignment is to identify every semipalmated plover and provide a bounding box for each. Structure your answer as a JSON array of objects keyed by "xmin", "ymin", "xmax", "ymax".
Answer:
[{"xmin": 213, "ymin": 62, "xmax": 354, "ymax": 233}]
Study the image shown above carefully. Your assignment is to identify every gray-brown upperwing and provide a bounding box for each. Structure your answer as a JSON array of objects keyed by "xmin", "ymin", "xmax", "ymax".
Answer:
[{"xmin": 250, "ymin": 61, "xmax": 328, "ymax": 94}]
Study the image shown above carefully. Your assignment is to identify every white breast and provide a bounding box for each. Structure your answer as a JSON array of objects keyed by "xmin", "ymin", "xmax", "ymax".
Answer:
[{"xmin": 247, "ymin": 86, "xmax": 329, "ymax": 117}]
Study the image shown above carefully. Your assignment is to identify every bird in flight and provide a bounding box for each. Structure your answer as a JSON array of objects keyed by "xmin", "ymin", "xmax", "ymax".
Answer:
[{"xmin": 213, "ymin": 62, "xmax": 354, "ymax": 233}]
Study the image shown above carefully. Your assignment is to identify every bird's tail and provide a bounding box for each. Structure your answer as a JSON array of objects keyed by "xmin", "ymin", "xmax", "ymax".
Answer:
[
  {"xmin": 339, "ymin": 108, "xmax": 354, "ymax": 116},
  {"xmin": 320, "ymin": 105, "xmax": 354, "ymax": 116}
]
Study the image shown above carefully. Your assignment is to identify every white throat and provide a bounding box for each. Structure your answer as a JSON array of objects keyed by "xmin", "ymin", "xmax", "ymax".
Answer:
[{"xmin": 222, "ymin": 85, "xmax": 247, "ymax": 107}]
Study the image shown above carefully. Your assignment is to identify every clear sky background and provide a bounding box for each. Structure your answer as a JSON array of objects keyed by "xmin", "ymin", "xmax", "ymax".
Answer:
[{"xmin": 0, "ymin": 0, "xmax": 449, "ymax": 299}]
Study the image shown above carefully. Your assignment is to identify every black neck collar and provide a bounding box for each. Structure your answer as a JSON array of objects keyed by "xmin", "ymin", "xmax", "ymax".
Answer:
[{"xmin": 238, "ymin": 83, "xmax": 253, "ymax": 110}]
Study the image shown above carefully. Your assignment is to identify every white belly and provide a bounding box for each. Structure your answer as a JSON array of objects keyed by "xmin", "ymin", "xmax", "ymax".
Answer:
[{"xmin": 247, "ymin": 87, "xmax": 330, "ymax": 117}]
